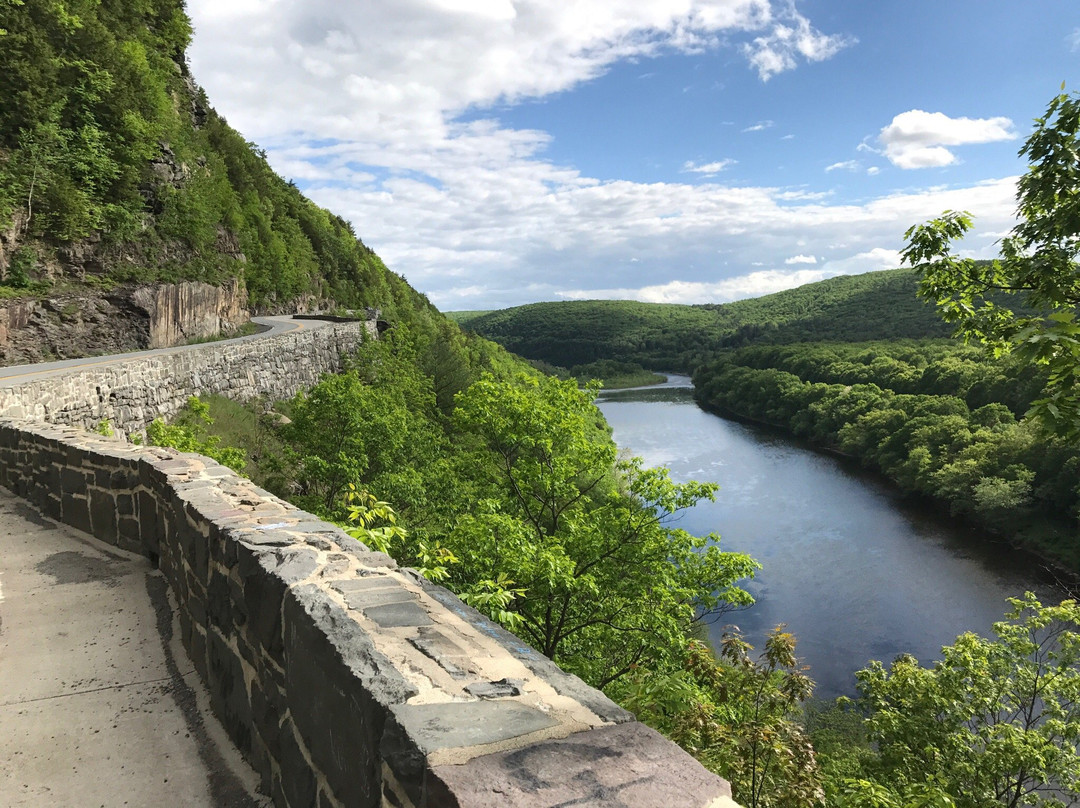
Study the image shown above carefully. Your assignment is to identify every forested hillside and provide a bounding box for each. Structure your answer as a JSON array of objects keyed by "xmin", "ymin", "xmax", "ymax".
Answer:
[
  {"xmin": 457, "ymin": 268, "xmax": 954, "ymax": 372},
  {"xmin": 0, "ymin": 0, "xmax": 416, "ymax": 316}
]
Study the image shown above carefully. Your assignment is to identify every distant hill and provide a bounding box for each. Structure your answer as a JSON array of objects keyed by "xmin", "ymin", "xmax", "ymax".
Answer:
[{"xmin": 458, "ymin": 268, "xmax": 953, "ymax": 371}]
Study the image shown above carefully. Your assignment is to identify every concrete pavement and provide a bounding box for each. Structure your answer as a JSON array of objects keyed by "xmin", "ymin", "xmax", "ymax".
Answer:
[{"xmin": 0, "ymin": 488, "xmax": 270, "ymax": 807}]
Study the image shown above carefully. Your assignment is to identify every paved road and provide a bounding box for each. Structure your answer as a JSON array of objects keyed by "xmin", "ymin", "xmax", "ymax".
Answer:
[
  {"xmin": 0, "ymin": 314, "xmax": 333, "ymax": 388},
  {"xmin": 0, "ymin": 488, "xmax": 270, "ymax": 807}
]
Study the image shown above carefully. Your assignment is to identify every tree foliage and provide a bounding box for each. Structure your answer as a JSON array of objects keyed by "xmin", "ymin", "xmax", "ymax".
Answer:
[
  {"xmin": 627, "ymin": 631, "xmax": 823, "ymax": 808},
  {"xmin": 447, "ymin": 372, "xmax": 758, "ymax": 686},
  {"xmin": 903, "ymin": 88, "xmax": 1080, "ymax": 438},
  {"xmin": 0, "ymin": 0, "xmax": 426, "ymax": 316},
  {"xmin": 849, "ymin": 593, "xmax": 1080, "ymax": 808},
  {"xmin": 693, "ymin": 341, "xmax": 1080, "ymax": 570},
  {"xmin": 458, "ymin": 268, "xmax": 952, "ymax": 373}
]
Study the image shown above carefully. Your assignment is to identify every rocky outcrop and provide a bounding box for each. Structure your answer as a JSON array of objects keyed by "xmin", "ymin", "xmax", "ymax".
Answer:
[
  {"xmin": 131, "ymin": 278, "xmax": 248, "ymax": 348},
  {"xmin": 0, "ymin": 280, "xmax": 250, "ymax": 365}
]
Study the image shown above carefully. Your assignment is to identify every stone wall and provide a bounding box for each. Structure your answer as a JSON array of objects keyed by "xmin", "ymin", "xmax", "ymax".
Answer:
[
  {"xmin": 0, "ymin": 419, "xmax": 737, "ymax": 808},
  {"xmin": 0, "ymin": 319, "xmax": 374, "ymax": 434},
  {"xmin": 0, "ymin": 323, "xmax": 739, "ymax": 807}
]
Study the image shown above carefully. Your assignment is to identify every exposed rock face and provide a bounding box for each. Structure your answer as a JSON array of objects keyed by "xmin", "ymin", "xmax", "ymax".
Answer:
[
  {"xmin": 0, "ymin": 280, "xmax": 249, "ymax": 365},
  {"xmin": 131, "ymin": 278, "xmax": 247, "ymax": 348}
]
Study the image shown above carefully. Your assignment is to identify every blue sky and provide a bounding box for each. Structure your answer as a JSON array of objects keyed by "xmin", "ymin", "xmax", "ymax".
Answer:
[{"xmin": 185, "ymin": 0, "xmax": 1080, "ymax": 310}]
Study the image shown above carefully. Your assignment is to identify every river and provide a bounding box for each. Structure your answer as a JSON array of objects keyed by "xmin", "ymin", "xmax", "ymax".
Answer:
[{"xmin": 596, "ymin": 375, "xmax": 1065, "ymax": 700}]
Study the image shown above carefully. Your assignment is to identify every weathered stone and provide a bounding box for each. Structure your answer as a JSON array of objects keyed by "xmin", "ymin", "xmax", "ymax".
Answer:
[
  {"xmin": 207, "ymin": 568, "xmax": 234, "ymax": 632},
  {"xmin": 428, "ymin": 723, "xmax": 737, "ymax": 808},
  {"xmin": 60, "ymin": 491, "xmax": 91, "ymax": 533},
  {"xmin": 277, "ymin": 718, "xmax": 318, "ymax": 808},
  {"xmin": 88, "ymin": 487, "xmax": 117, "ymax": 542},
  {"xmin": 418, "ymin": 579, "xmax": 634, "ymax": 725},
  {"xmin": 409, "ymin": 626, "xmax": 475, "ymax": 679},
  {"xmin": 364, "ymin": 601, "xmax": 433, "ymax": 628},
  {"xmin": 464, "ymin": 679, "xmax": 524, "ymax": 699},
  {"xmin": 383, "ymin": 701, "xmax": 558, "ymax": 807},
  {"xmin": 284, "ymin": 584, "xmax": 416, "ymax": 808},
  {"xmin": 239, "ymin": 546, "xmax": 319, "ymax": 664},
  {"xmin": 207, "ymin": 628, "xmax": 253, "ymax": 754}
]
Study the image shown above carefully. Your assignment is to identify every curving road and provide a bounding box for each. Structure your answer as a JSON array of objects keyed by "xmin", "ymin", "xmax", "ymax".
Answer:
[{"xmin": 0, "ymin": 315, "xmax": 333, "ymax": 388}]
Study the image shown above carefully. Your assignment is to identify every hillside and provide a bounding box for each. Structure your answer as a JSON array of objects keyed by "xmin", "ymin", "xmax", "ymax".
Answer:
[
  {"xmin": 456, "ymin": 268, "xmax": 954, "ymax": 371},
  {"xmin": 0, "ymin": 0, "xmax": 424, "ymax": 337}
]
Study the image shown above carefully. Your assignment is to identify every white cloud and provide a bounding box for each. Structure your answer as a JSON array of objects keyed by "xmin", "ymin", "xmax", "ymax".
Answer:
[
  {"xmin": 866, "ymin": 166, "xmax": 880, "ymax": 176},
  {"xmin": 784, "ymin": 254, "xmax": 817, "ymax": 264},
  {"xmin": 558, "ymin": 268, "xmax": 836, "ymax": 304},
  {"xmin": 1069, "ymin": 28, "xmax": 1080, "ymax": 51},
  {"xmin": 743, "ymin": 7, "xmax": 854, "ymax": 80},
  {"xmin": 683, "ymin": 159, "xmax": 737, "ymax": 175},
  {"xmin": 825, "ymin": 160, "xmax": 859, "ymax": 172},
  {"xmin": 878, "ymin": 109, "xmax": 1017, "ymax": 169},
  {"xmin": 743, "ymin": 120, "xmax": 774, "ymax": 132},
  {"xmin": 183, "ymin": 3, "xmax": 1019, "ymax": 310}
]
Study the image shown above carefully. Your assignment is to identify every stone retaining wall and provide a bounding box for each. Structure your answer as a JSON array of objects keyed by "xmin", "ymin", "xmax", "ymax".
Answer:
[
  {"xmin": 0, "ymin": 323, "xmax": 739, "ymax": 807},
  {"xmin": 0, "ymin": 319, "xmax": 374, "ymax": 434},
  {"xmin": 0, "ymin": 419, "xmax": 737, "ymax": 807}
]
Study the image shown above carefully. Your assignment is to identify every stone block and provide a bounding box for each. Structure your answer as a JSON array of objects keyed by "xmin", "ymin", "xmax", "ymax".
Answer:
[
  {"xmin": 60, "ymin": 466, "xmax": 90, "ymax": 495},
  {"xmin": 239, "ymin": 546, "xmax": 319, "ymax": 665},
  {"xmin": 207, "ymin": 628, "xmax": 253, "ymax": 755},
  {"xmin": 277, "ymin": 718, "xmax": 318, "ymax": 808},
  {"xmin": 383, "ymin": 701, "xmax": 558, "ymax": 807},
  {"xmin": 427, "ymin": 723, "xmax": 737, "ymax": 808},
  {"xmin": 419, "ymin": 579, "xmax": 633, "ymax": 726},
  {"xmin": 283, "ymin": 584, "xmax": 417, "ymax": 808},
  {"xmin": 88, "ymin": 487, "xmax": 118, "ymax": 545},
  {"xmin": 61, "ymin": 491, "xmax": 91, "ymax": 534},
  {"xmin": 207, "ymin": 567, "xmax": 235, "ymax": 632},
  {"xmin": 116, "ymin": 492, "xmax": 135, "ymax": 516},
  {"xmin": 408, "ymin": 627, "xmax": 474, "ymax": 679}
]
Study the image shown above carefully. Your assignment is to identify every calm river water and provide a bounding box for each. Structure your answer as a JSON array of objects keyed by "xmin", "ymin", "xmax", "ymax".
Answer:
[{"xmin": 596, "ymin": 376, "xmax": 1065, "ymax": 699}]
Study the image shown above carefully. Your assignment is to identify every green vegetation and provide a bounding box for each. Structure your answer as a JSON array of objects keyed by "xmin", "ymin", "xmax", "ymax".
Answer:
[
  {"xmin": 0, "ymin": 0, "xmax": 423, "ymax": 317},
  {"xmin": 458, "ymin": 268, "xmax": 953, "ymax": 372},
  {"xmin": 31, "ymin": 5, "xmax": 1080, "ymax": 801},
  {"xmin": 904, "ymin": 89, "xmax": 1080, "ymax": 440},
  {"xmin": 840, "ymin": 594, "xmax": 1080, "ymax": 808},
  {"xmin": 692, "ymin": 341, "xmax": 1080, "ymax": 567}
]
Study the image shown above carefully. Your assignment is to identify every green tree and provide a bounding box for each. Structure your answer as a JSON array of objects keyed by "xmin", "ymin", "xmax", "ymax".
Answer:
[
  {"xmin": 448, "ymin": 372, "xmax": 759, "ymax": 686},
  {"xmin": 623, "ymin": 630, "xmax": 823, "ymax": 808},
  {"xmin": 850, "ymin": 593, "xmax": 1080, "ymax": 807},
  {"xmin": 902, "ymin": 88, "xmax": 1080, "ymax": 438},
  {"xmin": 146, "ymin": 396, "xmax": 246, "ymax": 472}
]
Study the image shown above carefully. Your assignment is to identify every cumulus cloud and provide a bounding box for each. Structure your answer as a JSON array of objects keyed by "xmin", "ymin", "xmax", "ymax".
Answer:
[
  {"xmin": 743, "ymin": 120, "xmax": 774, "ymax": 132},
  {"xmin": 878, "ymin": 110, "xmax": 1017, "ymax": 169},
  {"xmin": 784, "ymin": 254, "xmax": 817, "ymax": 264},
  {"xmin": 825, "ymin": 160, "xmax": 858, "ymax": 172},
  {"xmin": 183, "ymin": 2, "xmax": 1017, "ymax": 310},
  {"xmin": 866, "ymin": 166, "xmax": 880, "ymax": 176},
  {"xmin": 683, "ymin": 159, "xmax": 737, "ymax": 175},
  {"xmin": 742, "ymin": 6, "xmax": 854, "ymax": 81}
]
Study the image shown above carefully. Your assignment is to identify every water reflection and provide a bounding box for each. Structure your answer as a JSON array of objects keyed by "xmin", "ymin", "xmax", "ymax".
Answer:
[{"xmin": 597, "ymin": 376, "xmax": 1063, "ymax": 699}]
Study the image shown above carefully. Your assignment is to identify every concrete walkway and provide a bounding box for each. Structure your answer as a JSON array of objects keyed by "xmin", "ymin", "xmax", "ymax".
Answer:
[{"xmin": 0, "ymin": 488, "xmax": 270, "ymax": 807}]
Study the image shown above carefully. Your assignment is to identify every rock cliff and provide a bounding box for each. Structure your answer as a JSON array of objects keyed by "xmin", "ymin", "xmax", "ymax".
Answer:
[{"xmin": 0, "ymin": 279, "xmax": 249, "ymax": 365}]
